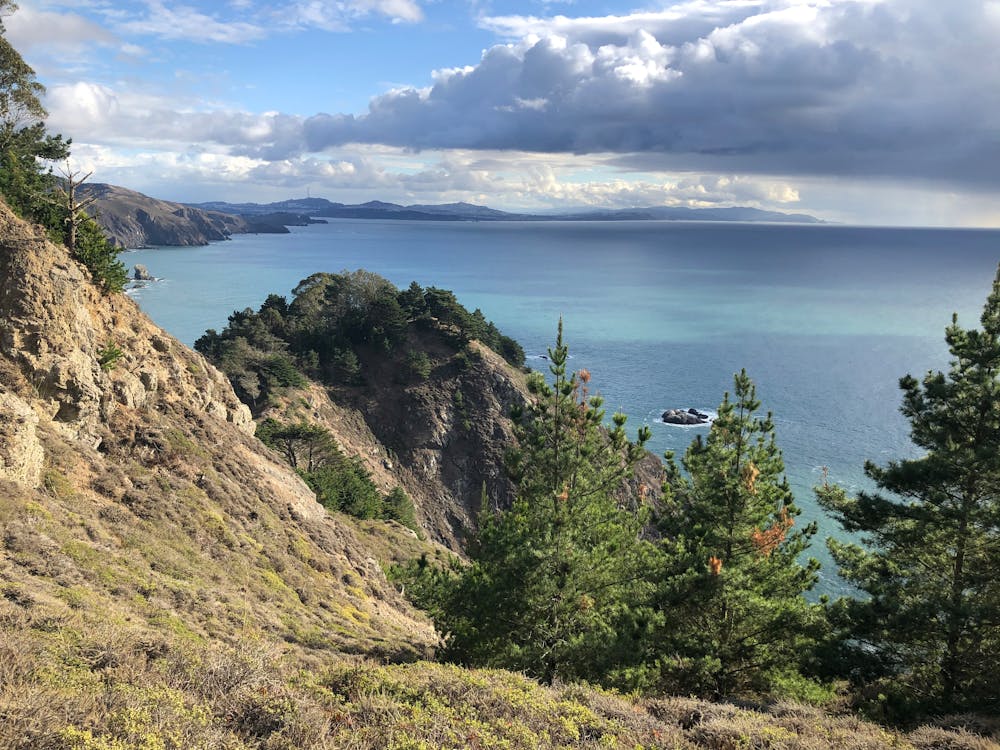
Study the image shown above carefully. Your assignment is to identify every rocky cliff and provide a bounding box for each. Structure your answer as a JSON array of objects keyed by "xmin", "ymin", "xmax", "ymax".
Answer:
[
  {"xmin": 78, "ymin": 182, "xmax": 247, "ymax": 248},
  {"xmin": 80, "ymin": 183, "xmax": 324, "ymax": 248},
  {"xmin": 262, "ymin": 338, "xmax": 532, "ymax": 551},
  {"xmin": 0, "ymin": 198, "xmax": 435, "ymax": 672}
]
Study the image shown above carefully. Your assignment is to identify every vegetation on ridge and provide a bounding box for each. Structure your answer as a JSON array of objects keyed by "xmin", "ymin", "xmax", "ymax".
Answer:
[
  {"xmin": 398, "ymin": 270, "xmax": 1000, "ymax": 722},
  {"xmin": 195, "ymin": 270, "xmax": 524, "ymax": 413}
]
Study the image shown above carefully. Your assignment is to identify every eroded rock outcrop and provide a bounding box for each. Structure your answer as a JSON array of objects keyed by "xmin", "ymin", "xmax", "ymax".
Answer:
[{"xmin": 0, "ymin": 204, "xmax": 251, "ymax": 448}]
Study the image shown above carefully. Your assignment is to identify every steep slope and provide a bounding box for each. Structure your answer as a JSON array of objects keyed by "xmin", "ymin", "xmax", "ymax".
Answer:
[
  {"xmin": 261, "ymin": 338, "xmax": 531, "ymax": 550},
  {"xmin": 78, "ymin": 183, "xmax": 248, "ymax": 248},
  {"xmin": 0, "ymin": 198, "xmax": 435, "ymax": 696},
  {"xmin": 198, "ymin": 271, "xmax": 664, "ymax": 551}
]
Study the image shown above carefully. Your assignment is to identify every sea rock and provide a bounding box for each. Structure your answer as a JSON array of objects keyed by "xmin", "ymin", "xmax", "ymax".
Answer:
[
  {"xmin": 133, "ymin": 264, "xmax": 153, "ymax": 281},
  {"xmin": 662, "ymin": 408, "xmax": 709, "ymax": 425}
]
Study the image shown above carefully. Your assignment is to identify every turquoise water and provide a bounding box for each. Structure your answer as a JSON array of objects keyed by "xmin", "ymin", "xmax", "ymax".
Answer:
[{"xmin": 126, "ymin": 219, "xmax": 1000, "ymax": 597}]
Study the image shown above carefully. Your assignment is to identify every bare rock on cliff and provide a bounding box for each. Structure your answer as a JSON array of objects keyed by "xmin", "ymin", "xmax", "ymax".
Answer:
[
  {"xmin": 0, "ymin": 391, "xmax": 43, "ymax": 486},
  {"xmin": 0, "ymin": 204, "xmax": 251, "ymax": 448}
]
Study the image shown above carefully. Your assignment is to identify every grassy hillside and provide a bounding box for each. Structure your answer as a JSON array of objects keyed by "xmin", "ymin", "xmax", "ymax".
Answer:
[{"xmin": 1, "ymin": 200, "xmax": 996, "ymax": 749}]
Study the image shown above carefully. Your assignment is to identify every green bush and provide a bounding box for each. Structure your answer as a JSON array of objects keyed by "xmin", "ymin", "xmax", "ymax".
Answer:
[
  {"xmin": 96, "ymin": 341, "xmax": 124, "ymax": 371},
  {"xmin": 382, "ymin": 486, "xmax": 418, "ymax": 532},
  {"xmin": 73, "ymin": 218, "xmax": 128, "ymax": 293},
  {"xmin": 404, "ymin": 350, "xmax": 432, "ymax": 381},
  {"xmin": 305, "ymin": 460, "xmax": 382, "ymax": 519}
]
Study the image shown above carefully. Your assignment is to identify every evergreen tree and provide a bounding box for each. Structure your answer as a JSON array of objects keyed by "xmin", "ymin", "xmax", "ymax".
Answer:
[
  {"xmin": 419, "ymin": 322, "xmax": 656, "ymax": 684},
  {"xmin": 819, "ymin": 267, "xmax": 1000, "ymax": 717},
  {"xmin": 72, "ymin": 217, "xmax": 128, "ymax": 293},
  {"xmin": 655, "ymin": 370, "xmax": 823, "ymax": 697},
  {"xmin": 1, "ymin": 12, "xmax": 125, "ymax": 292},
  {"xmin": 0, "ymin": 10, "xmax": 71, "ymax": 230},
  {"xmin": 383, "ymin": 485, "xmax": 419, "ymax": 532}
]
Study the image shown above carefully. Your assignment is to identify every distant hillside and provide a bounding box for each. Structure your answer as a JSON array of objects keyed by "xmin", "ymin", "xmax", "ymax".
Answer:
[
  {"xmin": 81, "ymin": 184, "xmax": 820, "ymax": 245},
  {"xmin": 192, "ymin": 196, "xmax": 821, "ymax": 223},
  {"xmin": 559, "ymin": 205, "xmax": 823, "ymax": 223},
  {"xmin": 80, "ymin": 183, "xmax": 325, "ymax": 249},
  {"xmin": 79, "ymin": 183, "xmax": 246, "ymax": 248}
]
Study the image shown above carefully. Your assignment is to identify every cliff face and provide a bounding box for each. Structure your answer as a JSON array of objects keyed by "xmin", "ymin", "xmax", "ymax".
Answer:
[
  {"xmin": 261, "ymin": 337, "xmax": 663, "ymax": 552},
  {"xmin": 263, "ymin": 338, "xmax": 530, "ymax": 550},
  {"xmin": 0, "ymin": 200, "xmax": 435, "ymax": 666},
  {"xmin": 79, "ymin": 183, "xmax": 248, "ymax": 248}
]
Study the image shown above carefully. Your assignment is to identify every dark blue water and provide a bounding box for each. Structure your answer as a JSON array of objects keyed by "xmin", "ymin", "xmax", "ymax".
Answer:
[{"xmin": 126, "ymin": 220, "xmax": 1000, "ymax": 597}]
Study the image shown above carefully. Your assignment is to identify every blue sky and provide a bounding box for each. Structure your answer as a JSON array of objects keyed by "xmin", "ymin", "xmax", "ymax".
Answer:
[{"xmin": 5, "ymin": 0, "xmax": 1000, "ymax": 226}]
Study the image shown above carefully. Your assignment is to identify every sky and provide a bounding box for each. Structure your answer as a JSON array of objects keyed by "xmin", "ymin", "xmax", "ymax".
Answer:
[{"xmin": 4, "ymin": 0, "xmax": 1000, "ymax": 226}]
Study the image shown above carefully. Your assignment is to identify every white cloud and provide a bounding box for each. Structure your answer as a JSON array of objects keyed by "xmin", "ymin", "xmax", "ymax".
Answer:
[
  {"xmin": 4, "ymin": 4, "xmax": 118, "ymax": 57},
  {"xmin": 22, "ymin": 0, "xmax": 1000, "ymax": 222},
  {"xmin": 115, "ymin": 1, "xmax": 267, "ymax": 43}
]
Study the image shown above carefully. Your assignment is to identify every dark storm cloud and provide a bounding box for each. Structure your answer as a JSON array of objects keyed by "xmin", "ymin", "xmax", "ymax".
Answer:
[{"xmin": 281, "ymin": 0, "xmax": 1000, "ymax": 188}]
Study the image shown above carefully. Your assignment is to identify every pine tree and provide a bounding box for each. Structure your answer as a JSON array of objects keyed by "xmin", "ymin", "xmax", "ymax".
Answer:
[
  {"xmin": 656, "ymin": 370, "xmax": 823, "ymax": 697},
  {"xmin": 423, "ymin": 321, "xmax": 656, "ymax": 683},
  {"xmin": 1, "ymin": 9, "xmax": 71, "ymax": 229},
  {"xmin": 818, "ymin": 267, "xmax": 1000, "ymax": 717}
]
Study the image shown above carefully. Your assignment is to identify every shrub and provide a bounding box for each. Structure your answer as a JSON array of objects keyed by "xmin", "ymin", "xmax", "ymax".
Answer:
[
  {"xmin": 382, "ymin": 486, "xmax": 418, "ymax": 532},
  {"xmin": 96, "ymin": 341, "xmax": 124, "ymax": 371},
  {"xmin": 404, "ymin": 350, "xmax": 432, "ymax": 381}
]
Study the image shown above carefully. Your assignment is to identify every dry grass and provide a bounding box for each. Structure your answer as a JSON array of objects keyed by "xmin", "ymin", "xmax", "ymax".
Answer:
[{"xmin": 4, "ymin": 623, "xmax": 996, "ymax": 750}]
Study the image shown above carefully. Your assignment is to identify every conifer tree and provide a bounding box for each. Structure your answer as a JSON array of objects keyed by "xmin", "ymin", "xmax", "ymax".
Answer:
[
  {"xmin": 656, "ymin": 370, "xmax": 823, "ymax": 697},
  {"xmin": 1, "ymin": 6, "xmax": 70, "ymax": 225},
  {"xmin": 423, "ymin": 321, "xmax": 656, "ymax": 683},
  {"xmin": 819, "ymin": 267, "xmax": 1000, "ymax": 716}
]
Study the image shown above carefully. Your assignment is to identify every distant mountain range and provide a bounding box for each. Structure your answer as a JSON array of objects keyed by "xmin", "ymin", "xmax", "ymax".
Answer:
[
  {"xmin": 191, "ymin": 197, "xmax": 821, "ymax": 224},
  {"xmin": 82, "ymin": 184, "xmax": 821, "ymax": 249}
]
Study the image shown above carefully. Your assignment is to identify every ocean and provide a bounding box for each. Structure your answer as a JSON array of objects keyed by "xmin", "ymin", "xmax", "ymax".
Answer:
[{"xmin": 126, "ymin": 219, "xmax": 1000, "ymax": 597}]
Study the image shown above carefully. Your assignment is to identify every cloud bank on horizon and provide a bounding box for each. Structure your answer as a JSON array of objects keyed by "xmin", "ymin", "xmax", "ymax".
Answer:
[{"xmin": 6, "ymin": 0, "xmax": 1000, "ymax": 226}]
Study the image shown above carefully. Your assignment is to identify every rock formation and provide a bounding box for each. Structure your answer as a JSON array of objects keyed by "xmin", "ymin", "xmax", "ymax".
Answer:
[
  {"xmin": 662, "ymin": 408, "xmax": 711, "ymax": 425},
  {"xmin": 132, "ymin": 264, "xmax": 153, "ymax": 281}
]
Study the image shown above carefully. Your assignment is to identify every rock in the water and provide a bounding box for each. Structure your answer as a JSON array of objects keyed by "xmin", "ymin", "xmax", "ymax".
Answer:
[
  {"xmin": 133, "ymin": 264, "xmax": 153, "ymax": 281},
  {"xmin": 662, "ymin": 408, "xmax": 709, "ymax": 425}
]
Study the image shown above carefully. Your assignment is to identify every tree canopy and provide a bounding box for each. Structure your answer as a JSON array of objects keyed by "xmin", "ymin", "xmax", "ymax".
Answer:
[
  {"xmin": 0, "ymin": 9, "xmax": 125, "ymax": 292},
  {"xmin": 653, "ymin": 370, "xmax": 824, "ymax": 698},
  {"xmin": 819, "ymin": 266, "xmax": 1000, "ymax": 718},
  {"xmin": 400, "ymin": 322, "xmax": 657, "ymax": 684},
  {"xmin": 197, "ymin": 270, "xmax": 524, "ymax": 411}
]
